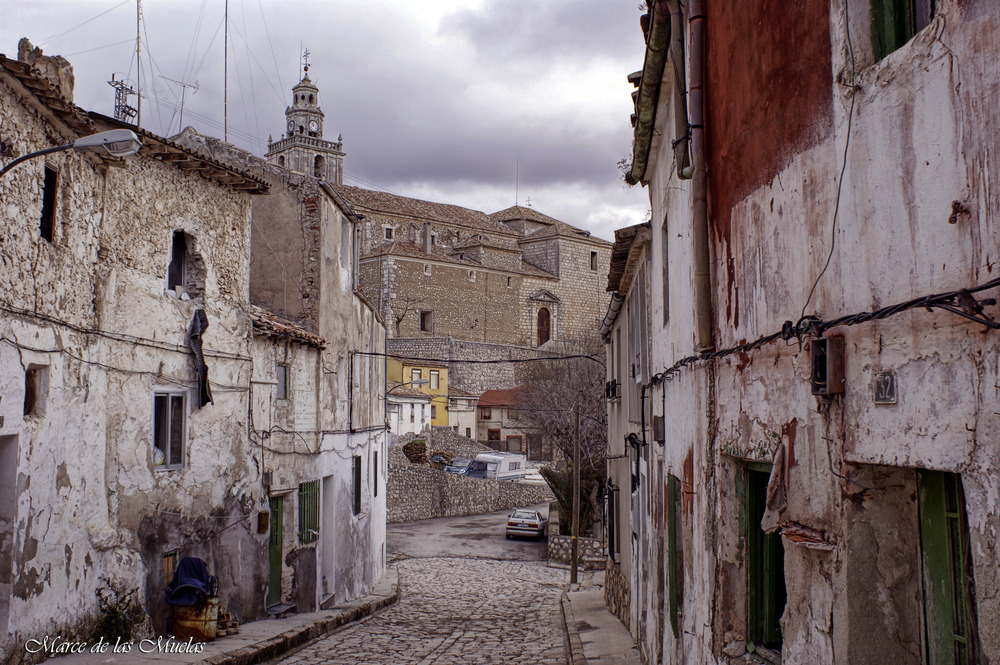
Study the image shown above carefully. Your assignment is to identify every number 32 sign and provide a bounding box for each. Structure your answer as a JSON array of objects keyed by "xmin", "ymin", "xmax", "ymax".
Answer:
[{"xmin": 874, "ymin": 370, "xmax": 897, "ymax": 405}]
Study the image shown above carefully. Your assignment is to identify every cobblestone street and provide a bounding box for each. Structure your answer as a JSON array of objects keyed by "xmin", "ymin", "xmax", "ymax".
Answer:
[{"xmin": 276, "ymin": 557, "xmax": 568, "ymax": 665}]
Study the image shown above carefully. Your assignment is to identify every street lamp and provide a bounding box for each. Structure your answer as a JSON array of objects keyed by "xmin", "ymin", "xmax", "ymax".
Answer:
[
  {"xmin": 386, "ymin": 378, "xmax": 429, "ymax": 394},
  {"xmin": 0, "ymin": 129, "xmax": 142, "ymax": 178}
]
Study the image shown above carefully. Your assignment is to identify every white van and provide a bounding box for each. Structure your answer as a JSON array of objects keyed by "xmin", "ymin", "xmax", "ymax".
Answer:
[{"xmin": 465, "ymin": 452, "xmax": 527, "ymax": 481}]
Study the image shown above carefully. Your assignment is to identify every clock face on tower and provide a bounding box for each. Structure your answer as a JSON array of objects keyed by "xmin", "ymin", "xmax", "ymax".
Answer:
[{"xmin": 309, "ymin": 120, "xmax": 319, "ymax": 132}]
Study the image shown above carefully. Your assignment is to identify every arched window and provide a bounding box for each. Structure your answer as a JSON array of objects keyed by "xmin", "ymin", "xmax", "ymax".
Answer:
[
  {"xmin": 314, "ymin": 155, "xmax": 325, "ymax": 178},
  {"xmin": 278, "ymin": 156, "xmax": 285, "ymax": 167},
  {"xmin": 537, "ymin": 307, "xmax": 551, "ymax": 346},
  {"xmin": 309, "ymin": 94, "xmax": 314, "ymax": 103}
]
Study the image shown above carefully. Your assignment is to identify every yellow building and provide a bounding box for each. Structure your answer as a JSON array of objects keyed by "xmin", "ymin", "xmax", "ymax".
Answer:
[{"xmin": 387, "ymin": 358, "xmax": 449, "ymax": 427}]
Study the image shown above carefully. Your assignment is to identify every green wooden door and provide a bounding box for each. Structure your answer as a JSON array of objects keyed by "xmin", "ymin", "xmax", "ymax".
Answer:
[
  {"xmin": 918, "ymin": 470, "xmax": 979, "ymax": 665},
  {"xmin": 267, "ymin": 496, "xmax": 283, "ymax": 608}
]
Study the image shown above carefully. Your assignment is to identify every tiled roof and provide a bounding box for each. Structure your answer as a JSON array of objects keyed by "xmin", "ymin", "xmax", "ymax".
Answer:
[
  {"xmin": 607, "ymin": 223, "xmax": 650, "ymax": 293},
  {"xmin": 362, "ymin": 240, "xmax": 557, "ymax": 279},
  {"xmin": 448, "ymin": 385, "xmax": 478, "ymax": 398},
  {"xmin": 331, "ymin": 184, "xmax": 517, "ymax": 236},
  {"xmin": 0, "ymin": 54, "xmax": 94, "ymax": 137},
  {"xmin": 491, "ymin": 205, "xmax": 610, "ymax": 244},
  {"xmin": 477, "ymin": 385, "xmax": 527, "ymax": 408},
  {"xmin": 249, "ymin": 305, "xmax": 326, "ymax": 348}
]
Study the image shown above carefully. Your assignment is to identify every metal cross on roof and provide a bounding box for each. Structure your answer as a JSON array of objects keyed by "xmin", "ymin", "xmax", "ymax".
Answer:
[{"xmin": 302, "ymin": 48, "xmax": 311, "ymax": 74}]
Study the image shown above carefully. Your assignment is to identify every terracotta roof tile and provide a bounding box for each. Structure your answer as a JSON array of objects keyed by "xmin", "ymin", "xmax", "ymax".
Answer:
[
  {"xmin": 477, "ymin": 384, "xmax": 527, "ymax": 408},
  {"xmin": 331, "ymin": 184, "xmax": 517, "ymax": 236},
  {"xmin": 249, "ymin": 305, "xmax": 326, "ymax": 348}
]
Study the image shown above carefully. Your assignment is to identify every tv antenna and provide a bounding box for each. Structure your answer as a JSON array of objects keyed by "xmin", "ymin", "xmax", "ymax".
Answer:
[
  {"xmin": 160, "ymin": 75, "xmax": 200, "ymax": 132},
  {"xmin": 107, "ymin": 74, "xmax": 137, "ymax": 123}
]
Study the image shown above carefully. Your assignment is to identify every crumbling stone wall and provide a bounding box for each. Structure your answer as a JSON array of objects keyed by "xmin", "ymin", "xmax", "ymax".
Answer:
[{"xmin": 548, "ymin": 535, "xmax": 605, "ymax": 570}]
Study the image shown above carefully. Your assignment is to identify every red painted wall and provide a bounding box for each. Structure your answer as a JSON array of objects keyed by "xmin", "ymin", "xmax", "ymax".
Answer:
[{"xmin": 705, "ymin": 1, "xmax": 835, "ymax": 247}]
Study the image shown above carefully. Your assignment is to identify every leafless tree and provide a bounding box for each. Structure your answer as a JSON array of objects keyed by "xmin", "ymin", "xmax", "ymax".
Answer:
[
  {"xmin": 515, "ymin": 334, "xmax": 607, "ymax": 535},
  {"xmin": 388, "ymin": 294, "xmax": 422, "ymax": 337}
]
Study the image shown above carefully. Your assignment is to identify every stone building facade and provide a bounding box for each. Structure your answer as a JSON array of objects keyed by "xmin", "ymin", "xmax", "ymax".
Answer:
[
  {"xmin": 608, "ymin": 3, "xmax": 1000, "ymax": 665},
  {"xmin": 0, "ymin": 42, "xmax": 269, "ymax": 658}
]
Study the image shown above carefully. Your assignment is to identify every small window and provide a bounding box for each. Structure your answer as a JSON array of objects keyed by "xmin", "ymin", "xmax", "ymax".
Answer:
[
  {"xmin": 168, "ymin": 230, "xmax": 186, "ymax": 291},
  {"xmin": 163, "ymin": 551, "xmax": 179, "ymax": 589},
  {"xmin": 429, "ymin": 370, "xmax": 439, "ymax": 390},
  {"xmin": 431, "ymin": 405, "xmax": 437, "ymax": 419},
  {"xmin": 278, "ymin": 156, "xmax": 285, "ymax": 167},
  {"xmin": 419, "ymin": 311, "xmax": 433, "ymax": 333},
  {"xmin": 23, "ymin": 366, "xmax": 48, "ymax": 417},
  {"xmin": 276, "ymin": 364, "xmax": 289, "ymax": 400},
  {"xmin": 466, "ymin": 427, "xmax": 471, "ymax": 438},
  {"xmin": 488, "ymin": 429, "xmax": 501, "ymax": 441},
  {"xmin": 469, "ymin": 270, "xmax": 476, "ymax": 282},
  {"xmin": 411, "ymin": 369, "xmax": 422, "ymax": 384},
  {"xmin": 480, "ymin": 407, "xmax": 492, "ymax": 420},
  {"xmin": 590, "ymin": 251, "xmax": 598, "ymax": 271},
  {"xmin": 298, "ymin": 480, "xmax": 319, "ymax": 543},
  {"xmin": 871, "ymin": 0, "xmax": 935, "ymax": 61},
  {"xmin": 423, "ymin": 264, "xmax": 432, "ymax": 276},
  {"xmin": 506, "ymin": 276, "xmax": 512, "ymax": 288},
  {"xmin": 384, "ymin": 227, "xmax": 394, "ymax": 240},
  {"xmin": 352, "ymin": 456, "xmax": 362, "ymax": 515},
  {"xmin": 153, "ymin": 392, "xmax": 186, "ymax": 469},
  {"xmin": 430, "ymin": 234, "xmax": 436, "ymax": 246},
  {"xmin": 39, "ymin": 166, "xmax": 57, "ymax": 242}
]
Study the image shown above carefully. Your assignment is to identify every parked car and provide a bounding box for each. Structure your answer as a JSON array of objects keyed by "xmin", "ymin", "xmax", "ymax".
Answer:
[
  {"xmin": 444, "ymin": 457, "xmax": 472, "ymax": 474},
  {"xmin": 506, "ymin": 509, "xmax": 548, "ymax": 540},
  {"xmin": 464, "ymin": 452, "xmax": 527, "ymax": 481}
]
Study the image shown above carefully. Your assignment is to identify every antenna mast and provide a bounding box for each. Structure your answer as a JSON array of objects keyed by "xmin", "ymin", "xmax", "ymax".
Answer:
[
  {"xmin": 224, "ymin": 0, "xmax": 228, "ymax": 142},
  {"xmin": 136, "ymin": 0, "xmax": 142, "ymax": 127},
  {"xmin": 107, "ymin": 74, "xmax": 138, "ymax": 123},
  {"xmin": 160, "ymin": 76, "xmax": 199, "ymax": 132}
]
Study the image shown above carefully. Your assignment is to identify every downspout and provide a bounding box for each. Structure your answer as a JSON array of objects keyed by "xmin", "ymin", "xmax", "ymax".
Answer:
[
  {"xmin": 687, "ymin": 0, "xmax": 714, "ymax": 351},
  {"xmin": 666, "ymin": 0, "xmax": 691, "ymax": 179}
]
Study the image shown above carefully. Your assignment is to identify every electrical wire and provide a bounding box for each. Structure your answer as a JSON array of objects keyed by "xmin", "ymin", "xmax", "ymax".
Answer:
[
  {"xmin": 353, "ymin": 350, "xmax": 605, "ymax": 366},
  {"xmin": 646, "ymin": 276, "xmax": 1000, "ymax": 387},
  {"xmin": 800, "ymin": 0, "xmax": 857, "ymax": 320}
]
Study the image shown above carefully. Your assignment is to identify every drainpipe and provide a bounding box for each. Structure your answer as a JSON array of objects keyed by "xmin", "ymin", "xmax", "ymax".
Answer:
[
  {"xmin": 687, "ymin": 0, "xmax": 714, "ymax": 351},
  {"xmin": 666, "ymin": 0, "xmax": 691, "ymax": 179}
]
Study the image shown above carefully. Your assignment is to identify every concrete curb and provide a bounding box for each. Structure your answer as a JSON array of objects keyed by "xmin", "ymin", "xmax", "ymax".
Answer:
[
  {"xmin": 559, "ymin": 591, "xmax": 586, "ymax": 665},
  {"xmin": 201, "ymin": 566, "xmax": 400, "ymax": 665}
]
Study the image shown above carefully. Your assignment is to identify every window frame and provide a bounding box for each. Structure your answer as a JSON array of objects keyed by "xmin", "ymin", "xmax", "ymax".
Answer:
[
  {"xmin": 153, "ymin": 390, "xmax": 187, "ymax": 470},
  {"xmin": 276, "ymin": 364, "xmax": 289, "ymax": 401},
  {"xmin": 168, "ymin": 230, "xmax": 187, "ymax": 292},
  {"xmin": 487, "ymin": 429, "xmax": 501, "ymax": 442},
  {"xmin": 411, "ymin": 368, "xmax": 422, "ymax": 384},
  {"xmin": 384, "ymin": 227, "xmax": 394, "ymax": 240},
  {"xmin": 480, "ymin": 407, "xmax": 492, "ymax": 420},
  {"xmin": 429, "ymin": 370, "xmax": 439, "ymax": 390},
  {"xmin": 870, "ymin": 0, "xmax": 934, "ymax": 62},
  {"xmin": 419, "ymin": 311, "xmax": 434, "ymax": 333},
  {"xmin": 590, "ymin": 251, "xmax": 598, "ymax": 271}
]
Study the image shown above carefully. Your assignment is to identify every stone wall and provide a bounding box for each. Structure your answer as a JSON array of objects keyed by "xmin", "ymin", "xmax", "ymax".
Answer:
[
  {"xmin": 604, "ymin": 559, "xmax": 631, "ymax": 630},
  {"xmin": 387, "ymin": 450, "xmax": 553, "ymax": 523},
  {"xmin": 547, "ymin": 535, "xmax": 605, "ymax": 570}
]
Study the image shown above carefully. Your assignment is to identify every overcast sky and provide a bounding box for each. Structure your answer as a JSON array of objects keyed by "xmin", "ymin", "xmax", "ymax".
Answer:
[{"xmin": 1, "ymin": 0, "xmax": 650, "ymax": 240}]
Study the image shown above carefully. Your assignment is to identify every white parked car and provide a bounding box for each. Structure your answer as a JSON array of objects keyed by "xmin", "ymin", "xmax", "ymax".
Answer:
[{"xmin": 506, "ymin": 509, "xmax": 548, "ymax": 540}]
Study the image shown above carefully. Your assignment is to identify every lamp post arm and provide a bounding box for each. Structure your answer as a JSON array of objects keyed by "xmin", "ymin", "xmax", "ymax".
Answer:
[{"xmin": 0, "ymin": 144, "xmax": 73, "ymax": 178}]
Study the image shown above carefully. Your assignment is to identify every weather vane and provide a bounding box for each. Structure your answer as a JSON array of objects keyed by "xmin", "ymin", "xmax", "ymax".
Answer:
[{"xmin": 302, "ymin": 48, "xmax": 311, "ymax": 75}]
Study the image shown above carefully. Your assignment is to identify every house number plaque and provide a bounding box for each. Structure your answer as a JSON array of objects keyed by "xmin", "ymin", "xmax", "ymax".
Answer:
[{"xmin": 874, "ymin": 370, "xmax": 897, "ymax": 405}]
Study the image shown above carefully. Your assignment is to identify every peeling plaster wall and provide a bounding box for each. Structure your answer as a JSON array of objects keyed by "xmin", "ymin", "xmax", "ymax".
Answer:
[
  {"xmin": 620, "ymin": 1, "xmax": 1000, "ymax": 664},
  {"xmin": 0, "ymin": 73, "xmax": 265, "ymax": 661},
  {"xmin": 246, "ymin": 164, "xmax": 387, "ymax": 612}
]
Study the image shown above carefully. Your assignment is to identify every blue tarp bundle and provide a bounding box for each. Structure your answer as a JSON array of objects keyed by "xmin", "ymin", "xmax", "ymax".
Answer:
[{"xmin": 165, "ymin": 557, "xmax": 217, "ymax": 610}]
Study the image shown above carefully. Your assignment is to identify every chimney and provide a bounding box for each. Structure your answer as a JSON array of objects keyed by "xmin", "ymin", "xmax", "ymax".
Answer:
[
  {"xmin": 422, "ymin": 223, "xmax": 431, "ymax": 254},
  {"xmin": 18, "ymin": 38, "xmax": 75, "ymax": 103}
]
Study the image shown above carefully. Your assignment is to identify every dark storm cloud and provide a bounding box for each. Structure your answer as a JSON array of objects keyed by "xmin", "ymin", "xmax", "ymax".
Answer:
[{"xmin": 1, "ymin": 0, "xmax": 651, "ymax": 238}]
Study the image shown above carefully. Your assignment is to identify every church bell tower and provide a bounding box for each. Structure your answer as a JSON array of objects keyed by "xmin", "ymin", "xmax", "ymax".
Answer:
[{"xmin": 265, "ymin": 50, "xmax": 344, "ymax": 183}]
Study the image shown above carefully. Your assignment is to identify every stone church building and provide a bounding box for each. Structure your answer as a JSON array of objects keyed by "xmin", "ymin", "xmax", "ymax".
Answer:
[{"xmin": 264, "ymin": 67, "xmax": 612, "ymax": 457}]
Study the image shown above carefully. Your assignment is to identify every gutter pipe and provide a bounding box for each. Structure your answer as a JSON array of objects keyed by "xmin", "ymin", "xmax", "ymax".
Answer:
[{"xmin": 686, "ymin": 0, "xmax": 714, "ymax": 351}]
